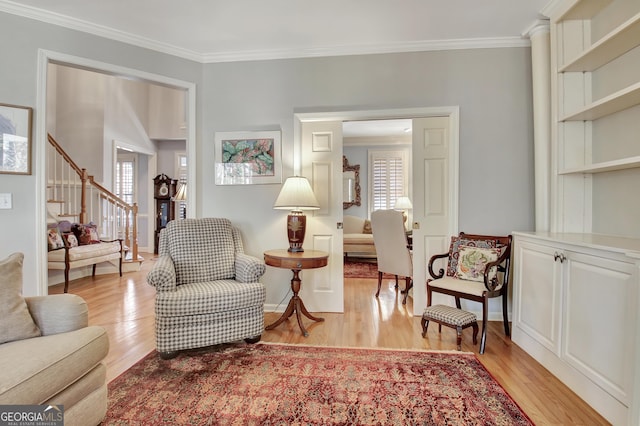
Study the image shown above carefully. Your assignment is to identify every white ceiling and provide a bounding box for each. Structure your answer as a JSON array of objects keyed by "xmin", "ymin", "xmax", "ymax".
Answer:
[{"xmin": 0, "ymin": 0, "xmax": 550, "ymax": 63}]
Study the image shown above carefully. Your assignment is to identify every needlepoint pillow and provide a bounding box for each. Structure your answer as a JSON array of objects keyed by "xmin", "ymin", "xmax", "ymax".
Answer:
[
  {"xmin": 47, "ymin": 226, "xmax": 64, "ymax": 251},
  {"xmin": 455, "ymin": 245, "xmax": 501, "ymax": 282},
  {"xmin": 0, "ymin": 252, "xmax": 41, "ymax": 344},
  {"xmin": 446, "ymin": 236, "xmax": 497, "ymax": 277}
]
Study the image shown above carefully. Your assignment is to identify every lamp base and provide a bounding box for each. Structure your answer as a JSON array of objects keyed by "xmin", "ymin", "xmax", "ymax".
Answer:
[{"xmin": 287, "ymin": 212, "xmax": 306, "ymax": 252}]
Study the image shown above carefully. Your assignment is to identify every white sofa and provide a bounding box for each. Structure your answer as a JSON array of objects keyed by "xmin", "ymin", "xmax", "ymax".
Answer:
[
  {"xmin": 0, "ymin": 253, "xmax": 109, "ymax": 426},
  {"xmin": 343, "ymin": 215, "xmax": 376, "ymax": 257}
]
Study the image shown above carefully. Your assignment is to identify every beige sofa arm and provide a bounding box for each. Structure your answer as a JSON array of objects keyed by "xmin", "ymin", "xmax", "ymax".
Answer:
[{"xmin": 25, "ymin": 294, "xmax": 88, "ymax": 336}]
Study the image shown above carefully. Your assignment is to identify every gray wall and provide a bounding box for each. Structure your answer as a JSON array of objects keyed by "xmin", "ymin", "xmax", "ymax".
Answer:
[{"xmin": 0, "ymin": 10, "xmax": 535, "ymax": 305}]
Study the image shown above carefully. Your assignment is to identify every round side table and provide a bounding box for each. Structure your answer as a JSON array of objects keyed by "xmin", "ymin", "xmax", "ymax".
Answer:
[{"xmin": 264, "ymin": 249, "xmax": 329, "ymax": 337}]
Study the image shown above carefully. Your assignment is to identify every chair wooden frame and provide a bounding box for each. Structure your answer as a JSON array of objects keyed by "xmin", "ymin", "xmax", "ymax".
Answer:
[{"xmin": 426, "ymin": 232, "xmax": 512, "ymax": 354}]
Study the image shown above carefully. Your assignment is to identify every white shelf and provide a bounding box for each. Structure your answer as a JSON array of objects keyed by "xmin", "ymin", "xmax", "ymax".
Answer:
[
  {"xmin": 560, "ymin": 12, "xmax": 640, "ymax": 72},
  {"xmin": 557, "ymin": 0, "xmax": 612, "ymax": 21},
  {"xmin": 559, "ymin": 155, "xmax": 640, "ymax": 174},
  {"xmin": 561, "ymin": 81, "xmax": 640, "ymax": 121}
]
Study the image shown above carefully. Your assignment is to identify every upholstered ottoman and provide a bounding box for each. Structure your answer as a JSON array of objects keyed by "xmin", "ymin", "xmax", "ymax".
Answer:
[{"xmin": 421, "ymin": 304, "xmax": 478, "ymax": 351}]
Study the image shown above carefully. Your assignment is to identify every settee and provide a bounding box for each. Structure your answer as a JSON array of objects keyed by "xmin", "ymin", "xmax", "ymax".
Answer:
[
  {"xmin": 47, "ymin": 221, "xmax": 123, "ymax": 293},
  {"xmin": 0, "ymin": 253, "xmax": 109, "ymax": 426},
  {"xmin": 343, "ymin": 215, "xmax": 376, "ymax": 257}
]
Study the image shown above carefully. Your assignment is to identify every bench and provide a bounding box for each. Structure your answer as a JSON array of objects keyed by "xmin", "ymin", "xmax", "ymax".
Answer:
[
  {"xmin": 47, "ymin": 221, "xmax": 123, "ymax": 293},
  {"xmin": 421, "ymin": 304, "xmax": 478, "ymax": 351}
]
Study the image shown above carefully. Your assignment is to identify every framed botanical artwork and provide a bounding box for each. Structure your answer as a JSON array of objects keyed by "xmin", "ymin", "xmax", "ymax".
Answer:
[
  {"xmin": 0, "ymin": 103, "xmax": 32, "ymax": 175},
  {"xmin": 214, "ymin": 130, "xmax": 282, "ymax": 185}
]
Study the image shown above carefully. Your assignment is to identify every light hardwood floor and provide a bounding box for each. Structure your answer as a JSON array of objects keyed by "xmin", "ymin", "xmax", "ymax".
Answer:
[{"xmin": 49, "ymin": 254, "xmax": 609, "ymax": 425}]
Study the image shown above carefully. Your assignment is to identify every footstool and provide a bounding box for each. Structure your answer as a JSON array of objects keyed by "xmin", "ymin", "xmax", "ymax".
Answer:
[{"xmin": 421, "ymin": 304, "xmax": 478, "ymax": 351}]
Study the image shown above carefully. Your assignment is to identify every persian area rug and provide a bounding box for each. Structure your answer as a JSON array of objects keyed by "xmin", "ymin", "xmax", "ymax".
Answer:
[
  {"xmin": 344, "ymin": 258, "xmax": 379, "ymax": 279},
  {"xmin": 104, "ymin": 343, "xmax": 534, "ymax": 426}
]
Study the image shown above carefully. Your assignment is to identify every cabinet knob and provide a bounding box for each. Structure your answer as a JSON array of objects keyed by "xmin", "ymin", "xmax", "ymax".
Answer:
[{"xmin": 553, "ymin": 252, "xmax": 566, "ymax": 263}]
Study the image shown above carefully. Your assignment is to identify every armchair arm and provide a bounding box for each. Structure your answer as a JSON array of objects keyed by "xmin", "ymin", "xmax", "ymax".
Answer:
[
  {"xmin": 483, "ymin": 245, "xmax": 511, "ymax": 292},
  {"xmin": 147, "ymin": 255, "xmax": 177, "ymax": 291},
  {"xmin": 235, "ymin": 253, "xmax": 266, "ymax": 283},
  {"xmin": 427, "ymin": 252, "xmax": 450, "ymax": 280},
  {"xmin": 25, "ymin": 294, "xmax": 88, "ymax": 336}
]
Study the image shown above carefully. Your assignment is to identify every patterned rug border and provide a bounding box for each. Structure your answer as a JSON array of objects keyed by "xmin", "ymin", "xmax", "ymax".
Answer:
[{"xmin": 257, "ymin": 341, "xmax": 475, "ymax": 356}]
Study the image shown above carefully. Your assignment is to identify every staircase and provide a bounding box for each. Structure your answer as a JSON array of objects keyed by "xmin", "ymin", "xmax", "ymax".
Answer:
[{"xmin": 47, "ymin": 133, "xmax": 142, "ymax": 271}]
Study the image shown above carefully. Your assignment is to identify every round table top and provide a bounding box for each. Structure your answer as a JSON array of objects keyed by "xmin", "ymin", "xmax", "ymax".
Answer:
[
  {"xmin": 264, "ymin": 249, "xmax": 329, "ymax": 260},
  {"xmin": 264, "ymin": 249, "xmax": 329, "ymax": 270}
]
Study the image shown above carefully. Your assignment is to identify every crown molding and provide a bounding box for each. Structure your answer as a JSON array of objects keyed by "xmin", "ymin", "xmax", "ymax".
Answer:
[
  {"xmin": 0, "ymin": 0, "xmax": 534, "ymax": 64},
  {"xmin": 201, "ymin": 37, "xmax": 532, "ymax": 63}
]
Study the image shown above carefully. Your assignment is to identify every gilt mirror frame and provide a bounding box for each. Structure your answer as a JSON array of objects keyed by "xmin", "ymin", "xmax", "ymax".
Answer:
[{"xmin": 343, "ymin": 155, "xmax": 361, "ymax": 209}]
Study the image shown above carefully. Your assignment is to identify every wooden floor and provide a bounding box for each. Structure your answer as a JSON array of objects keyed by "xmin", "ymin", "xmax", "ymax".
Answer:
[{"xmin": 49, "ymin": 253, "xmax": 609, "ymax": 425}]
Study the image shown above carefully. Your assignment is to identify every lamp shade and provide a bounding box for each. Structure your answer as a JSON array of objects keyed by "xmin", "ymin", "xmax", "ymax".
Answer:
[
  {"xmin": 394, "ymin": 196, "xmax": 413, "ymax": 210},
  {"xmin": 273, "ymin": 176, "xmax": 320, "ymax": 211},
  {"xmin": 174, "ymin": 182, "xmax": 187, "ymax": 201}
]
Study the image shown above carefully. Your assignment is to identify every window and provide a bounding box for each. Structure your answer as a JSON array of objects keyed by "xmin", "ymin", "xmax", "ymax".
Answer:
[
  {"xmin": 175, "ymin": 152, "xmax": 187, "ymax": 219},
  {"xmin": 115, "ymin": 154, "xmax": 135, "ymax": 205},
  {"xmin": 368, "ymin": 150, "xmax": 408, "ymax": 214}
]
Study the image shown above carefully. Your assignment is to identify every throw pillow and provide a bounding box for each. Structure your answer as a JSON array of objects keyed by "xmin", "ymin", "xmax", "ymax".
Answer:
[
  {"xmin": 455, "ymin": 245, "xmax": 501, "ymax": 282},
  {"xmin": 363, "ymin": 219, "xmax": 372, "ymax": 234},
  {"xmin": 0, "ymin": 253, "xmax": 41, "ymax": 344},
  {"xmin": 72, "ymin": 223, "xmax": 100, "ymax": 245},
  {"xmin": 64, "ymin": 233, "xmax": 79, "ymax": 248},
  {"xmin": 47, "ymin": 226, "xmax": 64, "ymax": 251},
  {"xmin": 446, "ymin": 236, "xmax": 497, "ymax": 277}
]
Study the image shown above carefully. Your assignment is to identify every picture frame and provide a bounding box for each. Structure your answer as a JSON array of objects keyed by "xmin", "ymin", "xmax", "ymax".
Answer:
[
  {"xmin": 214, "ymin": 130, "xmax": 282, "ymax": 185},
  {"xmin": 0, "ymin": 103, "xmax": 32, "ymax": 175}
]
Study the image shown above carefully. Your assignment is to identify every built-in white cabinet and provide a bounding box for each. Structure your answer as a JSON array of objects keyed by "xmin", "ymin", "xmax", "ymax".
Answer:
[{"xmin": 512, "ymin": 232, "xmax": 640, "ymax": 425}]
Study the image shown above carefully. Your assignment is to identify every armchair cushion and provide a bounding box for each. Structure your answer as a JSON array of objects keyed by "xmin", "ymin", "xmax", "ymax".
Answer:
[
  {"xmin": 165, "ymin": 218, "xmax": 236, "ymax": 285},
  {"xmin": 455, "ymin": 245, "xmax": 501, "ymax": 282},
  {"xmin": 428, "ymin": 276, "xmax": 489, "ymax": 298},
  {"xmin": 0, "ymin": 253, "xmax": 41, "ymax": 344}
]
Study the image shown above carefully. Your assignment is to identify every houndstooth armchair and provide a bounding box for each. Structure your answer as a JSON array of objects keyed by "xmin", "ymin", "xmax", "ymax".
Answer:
[{"xmin": 147, "ymin": 218, "xmax": 266, "ymax": 359}]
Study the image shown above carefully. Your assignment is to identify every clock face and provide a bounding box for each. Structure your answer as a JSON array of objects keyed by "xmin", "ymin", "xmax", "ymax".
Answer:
[{"xmin": 159, "ymin": 183, "xmax": 169, "ymax": 197}]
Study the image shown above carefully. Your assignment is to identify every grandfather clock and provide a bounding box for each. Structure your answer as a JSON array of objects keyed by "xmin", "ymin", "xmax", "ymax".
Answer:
[{"xmin": 153, "ymin": 174, "xmax": 178, "ymax": 254}]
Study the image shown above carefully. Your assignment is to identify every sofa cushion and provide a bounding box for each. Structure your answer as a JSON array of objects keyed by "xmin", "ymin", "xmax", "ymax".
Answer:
[
  {"xmin": 0, "ymin": 253, "xmax": 41, "ymax": 344},
  {"xmin": 155, "ymin": 280, "xmax": 266, "ymax": 317},
  {"xmin": 47, "ymin": 241, "xmax": 121, "ymax": 262},
  {"xmin": 164, "ymin": 218, "xmax": 236, "ymax": 285},
  {"xmin": 0, "ymin": 325, "xmax": 108, "ymax": 405},
  {"xmin": 343, "ymin": 233, "xmax": 375, "ymax": 245}
]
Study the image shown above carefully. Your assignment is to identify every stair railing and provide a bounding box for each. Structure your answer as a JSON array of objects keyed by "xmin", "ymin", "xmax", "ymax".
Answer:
[{"xmin": 47, "ymin": 133, "xmax": 138, "ymax": 262}]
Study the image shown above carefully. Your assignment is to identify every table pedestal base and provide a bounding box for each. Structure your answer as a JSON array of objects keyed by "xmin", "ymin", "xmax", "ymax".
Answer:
[{"xmin": 265, "ymin": 269, "xmax": 324, "ymax": 337}]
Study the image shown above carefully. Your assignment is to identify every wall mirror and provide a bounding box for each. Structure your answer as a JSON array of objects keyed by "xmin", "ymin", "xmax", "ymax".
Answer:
[{"xmin": 343, "ymin": 155, "xmax": 361, "ymax": 209}]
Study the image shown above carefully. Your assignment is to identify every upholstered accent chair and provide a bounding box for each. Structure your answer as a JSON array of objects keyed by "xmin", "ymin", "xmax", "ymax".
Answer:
[
  {"xmin": 426, "ymin": 232, "xmax": 512, "ymax": 354},
  {"xmin": 147, "ymin": 218, "xmax": 266, "ymax": 359},
  {"xmin": 371, "ymin": 209, "xmax": 413, "ymax": 304}
]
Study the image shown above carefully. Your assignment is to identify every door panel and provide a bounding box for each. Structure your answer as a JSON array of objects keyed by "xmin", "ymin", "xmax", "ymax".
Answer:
[
  {"xmin": 300, "ymin": 121, "xmax": 344, "ymax": 313},
  {"xmin": 413, "ymin": 116, "xmax": 451, "ymax": 314}
]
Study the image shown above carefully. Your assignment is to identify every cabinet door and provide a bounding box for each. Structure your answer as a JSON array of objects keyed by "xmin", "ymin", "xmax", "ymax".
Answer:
[
  {"xmin": 513, "ymin": 240, "xmax": 563, "ymax": 354},
  {"xmin": 563, "ymin": 252, "xmax": 636, "ymax": 406}
]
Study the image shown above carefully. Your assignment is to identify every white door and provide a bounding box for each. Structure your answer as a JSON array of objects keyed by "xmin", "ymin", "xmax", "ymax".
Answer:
[
  {"xmin": 412, "ymin": 116, "xmax": 455, "ymax": 315},
  {"xmin": 300, "ymin": 120, "xmax": 344, "ymax": 313}
]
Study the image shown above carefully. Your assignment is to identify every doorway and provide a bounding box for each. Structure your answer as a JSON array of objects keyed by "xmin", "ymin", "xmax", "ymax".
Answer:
[
  {"xmin": 295, "ymin": 107, "xmax": 459, "ymax": 316},
  {"xmin": 36, "ymin": 50, "xmax": 197, "ymax": 295}
]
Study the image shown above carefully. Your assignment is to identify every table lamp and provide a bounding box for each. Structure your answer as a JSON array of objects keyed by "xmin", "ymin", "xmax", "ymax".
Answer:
[
  {"xmin": 273, "ymin": 176, "xmax": 320, "ymax": 252},
  {"xmin": 173, "ymin": 182, "xmax": 187, "ymax": 219},
  {"xmin": 394, "ymin": 196, "xmax": 413, "ymax": 227}
]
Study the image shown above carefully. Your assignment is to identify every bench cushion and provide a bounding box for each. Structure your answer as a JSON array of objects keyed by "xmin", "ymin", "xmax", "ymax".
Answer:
[
  {"xmin": 423, "ymin": 304, "xmax": 476, "ymax": 327},
  {"xmin": 47, "ymin": 241, "xmax": 121, "ymax": 263}
]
